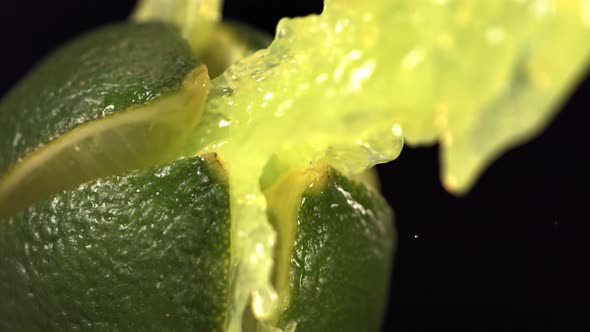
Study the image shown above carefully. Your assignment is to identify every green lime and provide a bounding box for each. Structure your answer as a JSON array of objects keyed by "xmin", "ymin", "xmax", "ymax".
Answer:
[
  {"xmin": 269, "ymin": 167, "xmax": 394, "ymax": 332},
  {"xmin": 0, "ymin": 22, "xmax": 208, "ymax": 220},
  {"xmin": 0, "ymin": 155, "xmax": 230, "ymax": 331},
  {"xmin": 0, "ymin": 16, "xmax": 394, "ymax": 332},
  {"xmin": 0, "ymin": 155, "xmax": 393, "ymax": 331}
]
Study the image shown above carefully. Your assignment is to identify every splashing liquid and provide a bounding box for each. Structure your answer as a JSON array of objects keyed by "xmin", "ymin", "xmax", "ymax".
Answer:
[
  {"xmin": 174, "ymin": 0, "xmax": 590, "ymax": 330},
  {"xmin": 194, "ymin": 15, "xmax": 405, "ymax": 331}
]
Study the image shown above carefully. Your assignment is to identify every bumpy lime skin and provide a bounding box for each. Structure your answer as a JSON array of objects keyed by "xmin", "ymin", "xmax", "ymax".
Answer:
[
  {"xmin": 0, "ymin": 157, "xmax": 230, "ymax": 331},
  {"xmin": 0, "ymin": 22, "xmax": 196, "ymax": 174},
  {"xmin": 279, "ymin": 170, "xmax": 394, "ymax": 332}
]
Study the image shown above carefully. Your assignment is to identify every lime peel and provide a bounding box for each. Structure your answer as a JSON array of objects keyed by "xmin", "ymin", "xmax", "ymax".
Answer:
[{"xmin": 0, "ymin": 66, "xmax": 209, "ymax": 220}]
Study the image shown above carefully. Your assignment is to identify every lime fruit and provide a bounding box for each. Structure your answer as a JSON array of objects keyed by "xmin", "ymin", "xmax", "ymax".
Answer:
[
  {"xmin": 0, "ymin": 16, "xmax": 394, "ymax": 332},
  {"xmin": 0, "ymin": 22, "xmax": 208, "ymax": 220}
]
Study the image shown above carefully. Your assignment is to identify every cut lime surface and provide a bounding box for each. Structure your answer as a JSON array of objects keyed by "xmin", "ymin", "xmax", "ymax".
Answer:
[
  {"xmin": 0, "ymin": 22, "xmax": 197, "ymax": 174},
  {"xmin": 0, "ymin": 23, "xmax": 208, "ymax": 219}
]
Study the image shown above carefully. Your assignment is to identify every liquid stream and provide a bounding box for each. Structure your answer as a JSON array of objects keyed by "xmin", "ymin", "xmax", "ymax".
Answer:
[{"xmin": 167, "ymin": 0, "xmax": 590, "ymax": 330}]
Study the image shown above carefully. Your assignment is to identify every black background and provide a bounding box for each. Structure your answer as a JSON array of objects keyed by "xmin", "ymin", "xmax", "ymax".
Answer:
[{"xmin": 1, "ymin": 1, "xmax": 589, "ymax": 331}]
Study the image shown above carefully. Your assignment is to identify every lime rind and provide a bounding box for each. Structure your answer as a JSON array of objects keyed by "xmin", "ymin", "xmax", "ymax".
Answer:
[
  {"xmin": 0, "ymin": 67, "xmax": 209, "ymax": 220},
  {"xmin": 0, "ymin": 22, "xmax": 204, "ymax": 220},
  {"xmin": 0, "ymin": 22, "xmax": 197, "ymax": 178},
  {"xmin": 0, "ymin": 155, "xmax": 231, "ymax": 331}
]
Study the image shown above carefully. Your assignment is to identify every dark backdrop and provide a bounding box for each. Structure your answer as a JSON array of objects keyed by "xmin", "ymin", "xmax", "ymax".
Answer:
[{"xmin": 0, "ymin": 1, "xmax": 589, "ymax": 331}]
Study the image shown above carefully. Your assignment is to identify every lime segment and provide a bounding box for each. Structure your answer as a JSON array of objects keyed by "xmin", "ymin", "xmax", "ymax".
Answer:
[{"xmin": 0, "ymin": 23, "xmax": 207, "ymax": 219}]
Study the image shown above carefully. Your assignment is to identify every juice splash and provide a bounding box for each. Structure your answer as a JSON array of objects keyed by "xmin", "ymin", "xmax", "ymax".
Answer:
[{"xmin": 137, "ymin": 0, "xmax": 590, "ymax": 330}]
